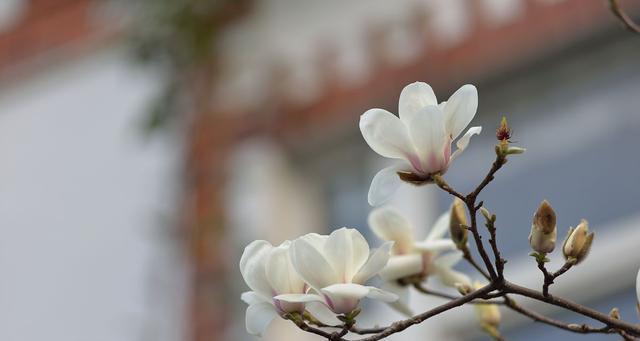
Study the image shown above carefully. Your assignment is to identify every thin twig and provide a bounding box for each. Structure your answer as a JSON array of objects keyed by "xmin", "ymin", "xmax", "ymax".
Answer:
[
  {"xmin": 434, "ymin": 171, "xmax": 499, "ymax": 280},
  {"xmin": 432, "ymin": 173, "xmax": 466, "ymax": 201},
  {"xmin": 288, "ymin": 317, "xmax": 335, "ymax": 339},
  {"xmin": 537, "ymin": 260, "xmax": 574, "ymax": 297},
  {"xmin": 463, "ymin": 248, "xmax": 492, "ymax": 280},
  {"xmin": 467, "ymin": 154, "xmax": 506, "ymax": 201},
  {"xmin": 413, "ymin": 283, "xmax": 505, "ymax": 305},
  {"xmin": 353, "ymin": 283, "xmax": 497, "ymax": 341},
  {"xmin": 504, "ymin": 296, "xmax": 615, "ymax": 335},
  {"xmin": 483, "ymin": 209, "xmax": 506, "ymax": 279},
  {"xmin": 504, "ymin": 281, "xmax": 640, "ymax": 337}
]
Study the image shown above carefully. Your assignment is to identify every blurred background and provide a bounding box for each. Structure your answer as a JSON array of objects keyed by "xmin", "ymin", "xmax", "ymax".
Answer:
[{"xmin": 0, "ymin": 0, "xmax": 639, "ymax": 340}]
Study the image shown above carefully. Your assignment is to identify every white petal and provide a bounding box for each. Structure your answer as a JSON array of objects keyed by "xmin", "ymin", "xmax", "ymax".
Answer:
[
  {"xmin": 265, "ymin": 241, "xmax": 305, "ymax": 295},
  {"xmin": 434, "ymin": 251, "xmax": 464, "ymax": 268},
  {"xmin": 352, "ymin": 241, "xmax": 393, "ymax": 284},
  {"xmin": 239, "ymin": 240, "xmax": 274, "ymax": 297},
  {"xmin": 378, "ymin": 254, "xmax": 423, "ymax": 281},
  {"xmin": 321, "ymin": 284, "xmax": 398, "ymax": 314},
  {"xmin": 368, "ymin": 164, "xmax": 408, "ymax": 206},
  {"xmin": 366, "ymin": 286, "xmax": 399, "ymax": 302},
  {"xmin": 426, "ymin": 211, "xmax": 451, "ymax": 241},
  {"xmin": 443, "ymin": 84, "xmax": 478, "ymax": 140},
  {"xmin": 305, "ymin": 301, "xmax": 342, "ymax": 326},
  {"xmin": 299, "ymin": 233, "xmax": 328, "ymax": 251},
  {"xmin": 323, "ymin": 228, "xmax": 370, "ymax": 282},
  {"xmin": 450, "ymin": 126, "xmax": 482, "ymax": 161},
  {"xmin": 382, "ymin": 281, "xmax": 413, "ymax": 316},
  {"xmin": 399, "ymin": 82, "xmax": 438, "ymax": 124},
  {"xmin": 321, "ymin": 283, "xmax": 370, "ymax": 314},
  {"xmin": 636, "ymin": 267, "xmax": 640, "ymax": 303},
  {"xmin": 274, "ymin": 293, "xmax": 324, "ymax": 303},
  {"xmin": 368, "ymin": 207, "xmax": 415, "ymax": 253},
  {"xmin": 406, "ymin": 105, "xmax": 448, "ymax": 174},
  {"xmin": 241, "ymin": 291, "xmax": 270, "ymax": 305},
  {"xmin": 360, "ymin": 108, "xmax": 415, "ymax": 159},
  {"xmin": 321, "ymin": 283, "xmax": 369, "ymax": 299},
  {"xmin": 414, "ymin": 239, "xmax": 456, "ymax": 252},
  {"xmin": 245, "ymin": 302, "xmax": 278, "ymax": 336},
  {"xmin": 435, "ymin": 266, "xmax": 471, "ymax": 288},
  {"xmin": 290, "ymin": 237, "xmax": 338, "ymax": 291}
]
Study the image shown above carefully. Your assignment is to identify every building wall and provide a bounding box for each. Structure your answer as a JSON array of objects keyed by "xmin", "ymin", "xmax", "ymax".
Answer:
[{"xmin": 0, "ymin": 47, "xmax": 187, "ymax": 341}]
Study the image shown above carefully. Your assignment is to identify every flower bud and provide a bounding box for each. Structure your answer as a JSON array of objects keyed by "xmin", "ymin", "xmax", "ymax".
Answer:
[
  {"xmin": 528, "ymin": 200, "xmax": 557, "ymax": 254},
  {"xmin": 455, "ymin": 282, "xmax": 473, "ymax": 295},
  {"xmin": 480, "ymin": 207, "xmax": 492, "ymax": 222},
  {"xmin": 562, "ymin": 220, "xmax": 594, "ymax": 264},
  {"xmin": 496, "ymin": 116, "xmax": 511, "ymax": 142},
  {"xmin": 473, "ymin": 282, "xmax": 501, "ymax": 329},
  {"xmin": 449, "ymin": 198, "xmax": 468, "ymax": 248},
  {"xmin": 609, "ymin": 307, "xmax": 620, "ymax": 320}
]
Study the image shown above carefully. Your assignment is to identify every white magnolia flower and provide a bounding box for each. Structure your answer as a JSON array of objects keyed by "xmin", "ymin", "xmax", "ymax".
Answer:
[
  {"xmin": 360, "ymin": 82, "xmax": 482, "ymax": 206},
  {"xmin": 368, "ymin": 206, "xmax": 470, "ymax": 315},
  {"xmin": 276, "ymin": 228, "xmax": 398, "ymax": 315},
  {"xmin": 240, "ymin": 240, "xmax": 321, "ymax": 336}
]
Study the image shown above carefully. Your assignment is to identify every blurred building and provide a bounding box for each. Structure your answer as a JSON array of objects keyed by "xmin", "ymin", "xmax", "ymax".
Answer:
[
  {"xmin": 0, "ymin": 1, "xmax": 186, "ymax": 341},
  {"xmin": 1, "ymin": 1, "xmax": 639, "ymax": 341}
]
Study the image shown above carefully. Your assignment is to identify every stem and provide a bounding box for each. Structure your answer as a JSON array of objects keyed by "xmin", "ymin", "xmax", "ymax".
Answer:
[
  {"xmin": 483, "ymin": 209, "xmax": 506, "ymax": 279},
  {"xmin": 467, "ymin": 154, "xmax": 506, "ymax": 201},
  {"xmin": 432, "ymin": 173, "xmax": 466, "ymax": 201},
  {"xmin": 353, "ymin": 283, "xmax": 497, "ymax": 341},
  {"xmin": 504, "ymin": 297, "xmax": 615, "ymax": 335},
  {"xmin": 413, "ymin": 283, "xmax": 505, "ymax": 305},
  {"xmin": 537, "ymin": 260, "xmax": 574, "ymax": 297},
  {"xmin": 463, "ymin": 248, "xmax": 492, "ymax": 280},
  {"xmin": 434, "ymin": 171, "xmax": 499, "ymax": 280}
]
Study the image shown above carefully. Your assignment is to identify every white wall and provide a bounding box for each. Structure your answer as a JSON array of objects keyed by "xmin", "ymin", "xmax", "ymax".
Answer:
[{"xmin": 0, "ymin": 48, "xmax": 187, "ymax": 341}]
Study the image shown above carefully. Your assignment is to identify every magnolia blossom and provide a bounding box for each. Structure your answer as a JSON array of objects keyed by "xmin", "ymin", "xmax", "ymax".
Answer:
[
  {"xmin": 240, "ymin": 240, "xmax": 332, "ymax": 336},
  {"xmin": 368, "ymin": 206, "xmax": 470, "ymax": 315},
  {"xmin": 276, "ymin": 228, "xmax": 397, "ymax": 314},
  {"xmin": 360, "ymin": 82, "xmax": 482, "ymax": 205}
]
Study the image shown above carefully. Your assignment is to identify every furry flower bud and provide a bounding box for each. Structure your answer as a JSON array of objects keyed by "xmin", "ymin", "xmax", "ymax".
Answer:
[
  {"xmin": 528, "ymin": 200, "xmax": 557, "ymax": 254},
  {"xmin": 449, "ymin": 198, "xmax": 468, "ymax": 248},
  {"xmin": 562, "ymin": 220, "xmax": 594, "ymax": 264}
]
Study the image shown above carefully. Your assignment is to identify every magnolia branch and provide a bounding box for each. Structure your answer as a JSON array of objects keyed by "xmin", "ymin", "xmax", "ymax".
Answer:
[
  {"xmin": 413, "ymin": 283, "xmax": 505, "ymax": 305},
  {"xmin": 280, "ymin": 118, "xmax": 640, "ymax": 341},
  {"xmin": 427, "ymin": 147, "xmax": 640, "ymax": 339},
  {"xmin": 354, "ymin": 283, "xmax": 497, "ymax": 341},
  {"xmin": 434, "ymin": 150, "xmax": 507, "ymax": 282},
  {"xmin": 503, "ymin": 297, "xmax": 616, "ymax": 335},
  {"xmin": 462, "ymin": 248, "xmax": 491, "ymax": 280},
  {"xmin": 503, "ymin": 281, "xmax": 640, "ymax": 337}
]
